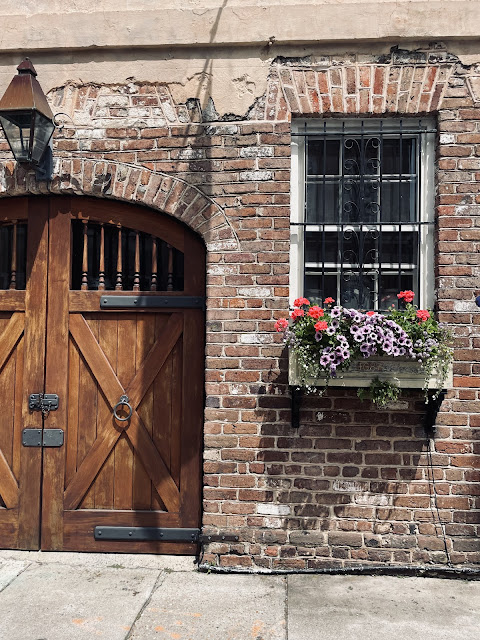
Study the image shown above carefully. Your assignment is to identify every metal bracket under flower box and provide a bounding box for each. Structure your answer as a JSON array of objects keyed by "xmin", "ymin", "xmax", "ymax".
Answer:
[{"xmin": 288, "ymin": 353, "xmax": 453, "ymax": 390}]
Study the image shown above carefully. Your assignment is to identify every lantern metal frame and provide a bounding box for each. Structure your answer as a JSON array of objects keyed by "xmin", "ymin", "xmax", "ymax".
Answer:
[{"xmin": 0, "ymin": 58, "xmax": 55, "ymax": 179}]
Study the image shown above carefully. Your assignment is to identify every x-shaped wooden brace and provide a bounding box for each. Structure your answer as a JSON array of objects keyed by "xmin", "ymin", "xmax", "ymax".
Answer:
[
  {"xmin": 64, "ymin": 313, "xmax": 183, "ymax": 512},
  {"xmin": 0, "ymin": 313, "xmax": 24, "ymax": 509}
]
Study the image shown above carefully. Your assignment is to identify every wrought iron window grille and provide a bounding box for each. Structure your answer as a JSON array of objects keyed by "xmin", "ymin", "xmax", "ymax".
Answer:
[{"xmin": 290, "ymin": 118, "xmax": 436, "ymax": 311}]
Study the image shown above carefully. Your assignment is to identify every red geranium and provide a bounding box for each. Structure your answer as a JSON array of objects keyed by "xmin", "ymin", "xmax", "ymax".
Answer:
[
  {"xmin": 293, "ymin": 297, "xmax": 310, "ymax": 308},
  {"xmin": 397, "ymin": 290, "xmax": 415, "ymax": 304},
  {"xmin": 274, "ymin": 318, "xmax": 289, "ymax": 332},
  {"xmin": 308, "ymin": 306, "xmax": 324, "ymax": 319},
  {"xmin": 416, "ymin": 309, "xmax": 430, "ymax": 322},
  {"xmin": 324, "ymin": 297, "xmax": 335, "ymax": 305},
  {"xmin": 314, "ymin": 320, "xmax": 328, "ymax": 332},
  {"xmin": 366, "ymin": 311, "xmax": 376, "ymax": 316},
  {"xmin": 291, "ymin": 309, "xmax": 305, "ymax": 320}
]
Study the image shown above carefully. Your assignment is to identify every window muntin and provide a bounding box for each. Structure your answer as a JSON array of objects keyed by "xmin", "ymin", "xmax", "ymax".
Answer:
[{"xmin": 291, "ymin": 119, "xmax": 435, "ymax": 311}]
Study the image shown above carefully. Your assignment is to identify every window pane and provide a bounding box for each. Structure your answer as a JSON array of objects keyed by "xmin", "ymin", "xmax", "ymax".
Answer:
[
  {"xmin": 341, "ymin": 272, "xmax": 375, "ymax": 309},
  {"xmin": 379, "ymin": 231, "xmax": 418, "ymax": 266},
  {"xmin": 382, "ymin": 138, "xmax": 416, "ymax": 175},
  {"xmin": 308, "ymin": 140, "xmax": 340, "ymax": 175},
  {"xmin": 380, "ymin": 180, "xmax": 417, "ymax": 222},
  {"xmin": 342, "ymin": 179, "xmax": 379, "ymax": 223},
  {"xmin": 378, "ymin": 273, "xmax": 416, "ymax": 310},
  {"xmin": 306, "ymin": 181, "xmax": 339, "ymax": 223},
  {"xmin": 304, "ymin": 273, "xmax": 338, "ymax": 306}
]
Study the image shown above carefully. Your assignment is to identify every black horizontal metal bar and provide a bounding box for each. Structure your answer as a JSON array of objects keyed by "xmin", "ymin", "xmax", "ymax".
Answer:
[
  {"xmin": 94, "ymin": 526, "xmax": 240, "ymax": 543},
  {"xmin": 95, "ymin": 526, "xmax": 201, "ymax": 542},
  {"xmin": 100, "ymin": 296, "xmax": 205, "ymax": 310},
  {"xmin": 291, "ymin": 129, "xmax": 436, "ymax": 136},
  {"xmin": 291, "ymin": 221, "xmax": 433, "ymax": 226}
]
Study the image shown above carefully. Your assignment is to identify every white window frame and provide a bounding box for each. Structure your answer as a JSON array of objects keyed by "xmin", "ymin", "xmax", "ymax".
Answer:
[{"xmin": 290, "ymin": 118, "xmax": 436, "ymax": 311}]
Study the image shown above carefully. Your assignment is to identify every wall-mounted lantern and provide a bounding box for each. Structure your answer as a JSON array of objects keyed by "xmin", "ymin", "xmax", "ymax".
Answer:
[{"xmin": 0, "ymin": 58, "xmax": 55, "ymax": 178}]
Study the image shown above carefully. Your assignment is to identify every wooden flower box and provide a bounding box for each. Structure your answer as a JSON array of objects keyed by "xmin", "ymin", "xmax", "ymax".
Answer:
[{"xmin": 288, "ymin": 354, "xmax": 453, "ymax": 390}]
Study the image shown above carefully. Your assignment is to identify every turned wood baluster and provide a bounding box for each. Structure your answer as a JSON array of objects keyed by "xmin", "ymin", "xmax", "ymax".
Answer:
[
  {"xmin": 98, "ymin": 223, "xmax": 105, "ymax": 290},
  {"xmin": 81, "ymin": 220, "xmax": 89, "ymax": 290},
  {"xmin": 115, "ymin": 225, "xmax": 123, "ymax": 290},
  {"xmin": 133, "ymin": 230, "xmax": 140, "ymax": 292},
  {"xmin": 167, "ymin": 243, "xmax": 174, "ymax": 291},
  {"xmin": 9, "ymin": 221, "xmax": 17, "ymax": 290},
  {"xmin": 150, "ymin": 236, "xmax": 158, "ymax": 291}
]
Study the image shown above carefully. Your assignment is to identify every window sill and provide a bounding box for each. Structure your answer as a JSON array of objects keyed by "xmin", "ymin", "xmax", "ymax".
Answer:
[{"xmin": 288, "ymin": 354, "xmax": 453, "ymax": 390}]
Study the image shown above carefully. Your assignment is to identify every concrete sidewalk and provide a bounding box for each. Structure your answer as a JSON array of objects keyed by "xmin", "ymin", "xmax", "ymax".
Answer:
[{"xmin": 0, "ymin": 551, "xmax": 479, "ymax": 640}]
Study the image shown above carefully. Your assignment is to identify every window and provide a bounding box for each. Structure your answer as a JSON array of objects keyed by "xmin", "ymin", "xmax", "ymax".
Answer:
[{"xmin": 290, "ymin": 118, "xmax": 435, "ymax": 311}]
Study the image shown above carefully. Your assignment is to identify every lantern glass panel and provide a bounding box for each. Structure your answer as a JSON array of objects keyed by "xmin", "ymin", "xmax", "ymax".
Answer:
[
  {"xmin": 31, "ymin": 111, "xmax": 55, "ymax": 165},
  {"xmin": 0, "ymin": 111, "xmax": 33, "ymax": 163}
]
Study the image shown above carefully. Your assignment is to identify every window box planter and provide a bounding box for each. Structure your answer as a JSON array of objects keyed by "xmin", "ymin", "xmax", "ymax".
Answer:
[{"xmin": 288, "ymin": 353, "xmax": 453, "ymax": 390}]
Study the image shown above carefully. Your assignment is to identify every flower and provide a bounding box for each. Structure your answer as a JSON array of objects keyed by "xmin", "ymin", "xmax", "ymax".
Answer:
[
  {"xmin": 308, "ymin": 306, "xmax": 324, "ymax": 319},
  {"xmin": 314, "ymin": 320, "xmax": 328, "ymax": 332},
  {"xmin": 274, "ymin": 318, "xmax": 289, "ymax": 332},
  {"xmin": 293, "ymin": 297, "xmax": 310, "ymax": 308},
  {"xmin": 274, "ymin": 292, "xmax": 453, "ymax": 404},
  {"xmin": 416, "ymin": 309, "xmax": 430, "ymax": 322},
  {"xmin": 397, "ymin": 290, "xmax": 415, "ymax": 304},
  {"xmin": 291, "ymin": 309, "xmax": 305, "ymax": 320}
]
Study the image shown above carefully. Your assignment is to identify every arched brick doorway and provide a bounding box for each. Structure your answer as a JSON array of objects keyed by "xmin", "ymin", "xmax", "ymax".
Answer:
[{"xmin": 0, "ymin": 196, "xmax": 205, "ymax": 553}]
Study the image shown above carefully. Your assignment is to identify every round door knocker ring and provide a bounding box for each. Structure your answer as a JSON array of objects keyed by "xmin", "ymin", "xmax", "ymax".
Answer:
[{"xmin": 113, "ymin": 395, "xmax": 133, "ymax": 422}]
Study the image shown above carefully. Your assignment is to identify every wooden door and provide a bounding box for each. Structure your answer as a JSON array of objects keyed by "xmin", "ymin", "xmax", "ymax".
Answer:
[{"xmin": 0, "ymin": 196, "xmax": 205, "ymax": 553}]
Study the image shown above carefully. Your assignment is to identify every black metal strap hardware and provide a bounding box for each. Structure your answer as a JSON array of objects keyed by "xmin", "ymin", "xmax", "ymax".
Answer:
[
  {"xmin": 22, "ymin": 429, "xmax": 64, "ymax": 448},
  {"xmin": 29, "ymin": 393, "xmax": 59, "ymax": 417},
  {"xmin": 100, "ymin": 296, "xmax": 205, "ymax": 310},
  {"xmin": 94, "ymin": 526, "xmax": 239, "ymax": 543}
]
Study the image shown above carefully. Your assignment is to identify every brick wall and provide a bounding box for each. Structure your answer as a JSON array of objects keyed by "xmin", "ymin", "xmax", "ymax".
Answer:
[{"xmin": 1, "ymin": 46, "xmax": 479, "ymax": 569}]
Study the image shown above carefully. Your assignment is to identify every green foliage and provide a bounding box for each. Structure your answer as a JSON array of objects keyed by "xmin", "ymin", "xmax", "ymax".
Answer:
[{"xmin": 357, "ymin": 378, "xmax": 401, "ymax": 408}]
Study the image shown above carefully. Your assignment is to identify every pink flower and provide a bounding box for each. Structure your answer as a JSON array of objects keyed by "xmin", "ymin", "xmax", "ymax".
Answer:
[
  {"xmin": 324, "ymin": 297, "xmax": 335, "ymax": 305},
  {"xmin": 291, "ymin": 309, "xmax": 305, "ymax": 320},
  {"xmin": 274, "ymin": 318, "xmax": 289, "ymax": 332},
  {"xmin": 416, "ymin": 309, "xmax": 430, "ymax": 322},
  {"xmin": 397, "ymin": 290, "xmax": 415, "ymax": 304},
  {"xmin": 293, "ymin": 297, "xmax": 310, "ymax": 308},
  {"xmin": 308, "ymin": 306, "xmax": 324, "ymax": 319},
  {"xmin": 314, "ymin": 320, "xmax": 328, "ymax": 332}
]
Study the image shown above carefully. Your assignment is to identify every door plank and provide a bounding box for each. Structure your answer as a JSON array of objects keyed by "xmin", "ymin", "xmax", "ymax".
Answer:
[
  {"xmin": 120, "ymin": 413, "xmax": 180, "ymax": 512},
  {"xmin": 65, "ymin": 338, "xmax": 80, "ymax": 486},
  {"xmin": 0, "ymin": 449, "xmax": 19, "ymax": 509},
  {"xmin": 41, "ymin": 202, "xmax": 71, "ymax": 549},
  {"xmin": 179, "ymin": 309, "xmax": 204, "ymax": 525},
  {"xmin": 94, "ymin": 317, "xmax": 118, "ymax": 509},
  {"xmin": 63, "ymin": 427, "xmax": 121, "ymax": 511},
  {"xmin": 0, "ymin": 314, "xmax": 24, "ymax": 374},
  {"xmin": 125, "ymin": 313, "xmax": 183, "ymax": 407},
  {"xmin": 77, "ymin": 318, "xmax": 99, "ymax": 509},
  {"xmin": 70, "ymin": 314, "xmax": 125, "ymax": 407},
  {"xmin": 17, "ymin": 199, "xmax": 49, "ymax": 549},
  {"xmin": 114, "ymin": 316, "xmax": 136, "ymax": 510},
  {"xmin": 69, "ymin": 313, "xmax": 181, "ymax": 511},
  {"xmin": 12, "ymin": 337, "xmax": 24, "ymax": 481}
]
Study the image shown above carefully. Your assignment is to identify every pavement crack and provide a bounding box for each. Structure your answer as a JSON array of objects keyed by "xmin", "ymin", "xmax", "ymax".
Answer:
[
  {"xmin": 284, "ymin": 575, "xmax": 289, "ymax": 640},
  {"xmin": 123, "ymin": 569, "xmax": 167, "ymax": 640},
  {"xmin": 0, "ymin": 561, "xmax": 32, "ymax": 594}
]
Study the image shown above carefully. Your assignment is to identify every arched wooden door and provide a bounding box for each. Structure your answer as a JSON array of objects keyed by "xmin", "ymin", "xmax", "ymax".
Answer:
[{"xmin": 0, "ymin": 196, "xmax": 205, "ymax": 553}]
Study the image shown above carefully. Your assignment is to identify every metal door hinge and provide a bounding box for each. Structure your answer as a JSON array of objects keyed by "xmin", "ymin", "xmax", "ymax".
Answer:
[
  {"xmin": 29, "ymin": 393, "xmax": 59, "ymax": 415},
  {"xmin": 94, "ymin": 526, "xmax": 239, "ymax": 543},
  {"xmin": 22, "ymin": 429, "xmax": 64, "ymax": 448}
]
